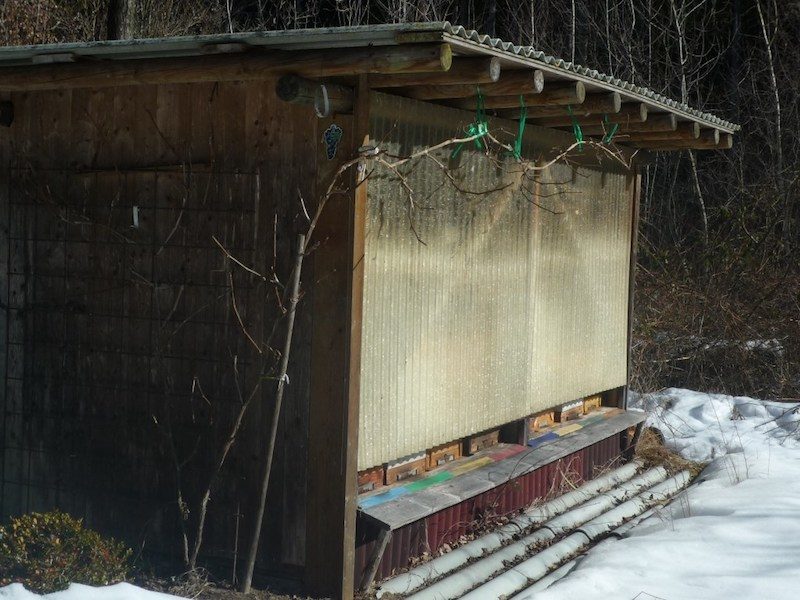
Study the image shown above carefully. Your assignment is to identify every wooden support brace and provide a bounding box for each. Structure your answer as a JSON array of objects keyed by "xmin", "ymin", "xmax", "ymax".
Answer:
[
  {"xmin": 399, "ymin": 69, "xmax": 544, "ymax": 100},
  {"xmin": 0, "ymin": 43, "xmax": 453, "ymax": 91},
  {"xmin": 369, "ymin": 56, "xmax": 501, "ymax": 88},
  {"xmin": 448, "ymin": 81, "xmax": 585, "ymax": 110},
  {"xmin": 276, "ymin": 75, "xmax": 354, "ymax": 116},
  {"xmin": 359, "ymin": 527, "xmax": 392, "ymax": 593}
]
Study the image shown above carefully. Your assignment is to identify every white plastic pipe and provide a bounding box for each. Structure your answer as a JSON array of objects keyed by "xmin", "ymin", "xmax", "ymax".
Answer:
[
  {"xmin": 513, "ymin": 505, "xmax": 662, "ymax": 598},
  {"xmin": 377, "ymin": 460, "xmax": 642, "ymax": 598},
  {"xmin": 469, "ymin": 471, "xmax": 691, "ymax": 600},
  {"xmin": 405, "ymin": 466, "xmax": 670, "ymax": 600},
  {"xmin": 512, "ymin": 557, "xmax": 579, "ymax": 598}
]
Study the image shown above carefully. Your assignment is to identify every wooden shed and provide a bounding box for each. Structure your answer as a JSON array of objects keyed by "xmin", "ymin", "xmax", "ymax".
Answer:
[{"xmin": 0, "ymin": 23, "xmax": 737, "ymax": 599}]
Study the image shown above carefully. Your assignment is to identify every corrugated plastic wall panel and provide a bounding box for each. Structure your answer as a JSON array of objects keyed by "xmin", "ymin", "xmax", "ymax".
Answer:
[{"xmin": 358, "ymin": 93, "xmax": 633, "ymax": 469}]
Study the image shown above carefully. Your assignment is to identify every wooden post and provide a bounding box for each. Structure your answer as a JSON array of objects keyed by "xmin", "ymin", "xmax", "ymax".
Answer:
[
  {"xmin": 624, "ymin": 173, "xmax": 642, "ymax": 410},
  {"xmin": 304, "ymin": 75, "xmax": 369, "ymax": 600}
]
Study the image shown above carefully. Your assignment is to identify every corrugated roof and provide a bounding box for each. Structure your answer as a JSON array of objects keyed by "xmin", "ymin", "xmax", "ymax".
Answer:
[
  {"xmin": 440, "ymin": 24, "xmax": 739, "ymax": 133},
  {"xmin": 0, "ymin": 21, "xmax": 738, "ymax": 133}
]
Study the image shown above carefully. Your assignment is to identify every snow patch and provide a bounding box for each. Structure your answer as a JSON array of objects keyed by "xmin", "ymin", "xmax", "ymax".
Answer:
[
  {"xmin": 0, "ymin": 583, "xmax": 185, "ymax": 600},
  {"xmin": 532, "ymin": 388, "xmax": 800, "ymax": 600}
]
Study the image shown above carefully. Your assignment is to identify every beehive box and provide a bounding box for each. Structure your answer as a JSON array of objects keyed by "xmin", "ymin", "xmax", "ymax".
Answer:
[
  {"xmin": 426, "ymin": 441, "xmax": 462, "ymax": 470},
  {"xmin": 465, "ymin": 429, "xmax": 499, "ymax": 455},
  {"xmin": 527, "ymin": 411, "xmax": 555, "ymax": 434},
  {"xmin": 385, "ymin": 453, "xmax": 426, "ymax": 484},
  {"xmin": 583, "ymin": 395, "xmax": 602, "ymax": 414},
  {"xmin": 357, "ymin": 466, "xmax": 385, "ymax": 494},
  {"xmin": 554, "ymin": 400, "xmax": 583, "ymax": 423}
]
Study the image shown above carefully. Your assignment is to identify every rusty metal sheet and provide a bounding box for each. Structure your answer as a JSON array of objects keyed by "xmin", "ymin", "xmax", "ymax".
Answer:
[{"xmin": 355, "ymin": 434, "xmax": 624, "ymax": 583}]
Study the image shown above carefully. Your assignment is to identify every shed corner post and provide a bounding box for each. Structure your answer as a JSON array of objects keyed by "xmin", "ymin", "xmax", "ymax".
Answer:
[
  {"xmin": 305, "ymin": 76, "xmax": 371, "ymax": 600},
  {"xmin": 624, "ymin": 169, "xmax": 643, "ymax": 410}
]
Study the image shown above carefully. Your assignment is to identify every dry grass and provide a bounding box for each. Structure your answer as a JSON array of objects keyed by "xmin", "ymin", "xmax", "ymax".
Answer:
[{"xmin": 634, "ymin": 427, "xmax": 704, "ymax": 477}]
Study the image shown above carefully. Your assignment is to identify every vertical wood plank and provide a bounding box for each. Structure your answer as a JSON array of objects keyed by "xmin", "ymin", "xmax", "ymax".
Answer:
[
  {"xmin": 623, "ymin": 172, "xmax": 642, "ymax": 409},
  {"xmin": 304, "ymin": 77, "xmax": 370, "ymax": 600},
  {"xmin": 0, "ymin": 91, "xmax": 10, "ymax": 519}
]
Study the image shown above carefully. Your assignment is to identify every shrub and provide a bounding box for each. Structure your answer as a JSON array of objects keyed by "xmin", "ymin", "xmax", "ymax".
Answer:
[{"xmin": 0, "ymin": 510, "xmax": 131, "ymax": 593}]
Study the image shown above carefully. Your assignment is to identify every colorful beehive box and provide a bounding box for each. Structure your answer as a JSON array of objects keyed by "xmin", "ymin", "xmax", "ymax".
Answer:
[
  {"xmin": 426, "ymin": 441, "xmax": 462, "ymax": 470},
  {"xmin": 385, "ymin": 453, "xmax": 427, "ymax": 484},
  {"xmin": 527, "ymin": 410, "xmax": 555, "ymax": 435},
  {"xmin": 554, "ymin": 400, "xmax": 583, "ymax": 423},
  {"xmin": 582, "ymin": 395, "xmax": 603, "ymax": 414},
  {"xmin": 357, "ymin": 466, "xmax": 385, "ymax": 494},
  {"xmin": 465, "ymin": 429, "xmax": 500, "ymax": 455}
]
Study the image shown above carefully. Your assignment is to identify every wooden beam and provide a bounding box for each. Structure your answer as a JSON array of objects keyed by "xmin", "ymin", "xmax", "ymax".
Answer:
[
  {"xmin": 304, "ymin": 75, "xmax": 369, "ymax": 600},
  {"xmin": 369, "ymin": 56, "xmax": 500, "ymax": 88},
  {"xmin": 578, "ymin": 113, "xmax": 677, "ymax": 136},
  {"xmin": 498, "ymin": 92, "xmax": 622, "ymax": 120},
  {"xmin": 618, "ymin": 121, "xmax": 700, "ymax": 142},
  {"xmin": 397, "ymin": 69, "xmax": 544, "ymax": 100},
  {"xmin": 632, "ymin": 131, "xmax": 732, "ymax": 151},
  {"xmin": 276, "ymin": 75, "xmax": 354, "ymax": 116},
  {"xmin": 625, "ymin": 173, "xmax": 642, "ymax": 412},
  {"xmin": 448, "ymin": 81, "xmax": 585, "ymax": 110},
  {"xmin": 701, "ymin": 128, "xmax": 722, "ymax": 145},
  {"xmin": 0, "ymin": 44, "xmax": 453, "ymax": 91},
  {"xmin": 532, "ymin": 102, "xmax": 647, "ymax": 128}
]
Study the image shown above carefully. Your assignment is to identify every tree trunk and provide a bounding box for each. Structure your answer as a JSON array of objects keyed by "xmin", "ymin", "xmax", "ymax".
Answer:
[{"xmin": 107, "ymin": 0, "xmax": 136, "ymax": 40}]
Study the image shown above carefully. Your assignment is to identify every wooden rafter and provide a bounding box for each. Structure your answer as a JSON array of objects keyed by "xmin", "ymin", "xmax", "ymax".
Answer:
[
  {"xmin": 577, "ymin": 113, "xmax": 677, "ymax": 136},
  {"xmin": 532, "ymin": 102, "xmax": 647, "ymax": 128},
  {"xmin": 618, "ymin": 121, "xmax": 701, "ymax": 142},
  {"xmin": 631, "ymin": 131, "xmax": 731, "ymax": 150},
  {"xmin": 398, "ymin": 69, "xmax": 544, "ymax": 100},
  {"xmin": 448, "ymin": 81, "xmax": 585, "ymax": 110},
  {"xmin": 369, "ymin": 56, "xmax": 500, "ymax": 88}
]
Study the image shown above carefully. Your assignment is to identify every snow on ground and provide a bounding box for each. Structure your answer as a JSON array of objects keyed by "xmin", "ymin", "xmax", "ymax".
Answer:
[
  {"xmin": 534, "ymin": 387, "xmax": 800, "ymax": 600},
  {"xmin": 0, "ymin": 583, "xmax": 184, "ymax": 600}
]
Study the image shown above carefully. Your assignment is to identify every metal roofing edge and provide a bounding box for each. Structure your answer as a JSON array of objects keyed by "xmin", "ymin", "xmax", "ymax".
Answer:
[
  {"xmin": 440, "ymin": 23, "xmax": 739, "ymax": 133},
  {"xmin": 0, "ymin": 21, "xmax": 738, "ymax": 132}
]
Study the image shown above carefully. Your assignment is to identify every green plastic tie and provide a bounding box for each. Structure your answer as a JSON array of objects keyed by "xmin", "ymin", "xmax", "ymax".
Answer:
[
  {"xmin": 602, "ymin": 114, "xmax": 620, "ymax": 144},
  {"xmin": 451, "ymin": 88, "xmax": 489, "ymax": 159},
  {"xmin": 567, "ymin": 104, "xmax": 584, "ymax": 151},
  {"xmin": 510, "ymin": 95, "xmax": 527, "ymax": 161}
]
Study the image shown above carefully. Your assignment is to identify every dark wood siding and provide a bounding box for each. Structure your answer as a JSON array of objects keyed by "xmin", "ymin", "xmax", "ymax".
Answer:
[{"xmin": 0, "ymin": 79, "xmax": 320, "ymax": 572}]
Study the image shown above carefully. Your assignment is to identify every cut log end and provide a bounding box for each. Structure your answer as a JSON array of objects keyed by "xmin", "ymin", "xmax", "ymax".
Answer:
[
  {"xmin": 439, "ymin": 43, "xmax": 453, "ymax": 72},
  {"xmin": 488, "ymin": 57, "xmax": 502, "ymax": 82},
  {"xmin": 574, "ymin": 81, "xmax": 586, "ymax": 104},
  {"xmin": 533, "ymin": 70, "xmax": 545, "ymax": 94}
]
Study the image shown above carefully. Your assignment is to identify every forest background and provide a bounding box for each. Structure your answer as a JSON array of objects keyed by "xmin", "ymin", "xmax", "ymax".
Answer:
[{"xmin": 1, "ymin": 0, "xmax": 797, "ymax": 399}]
